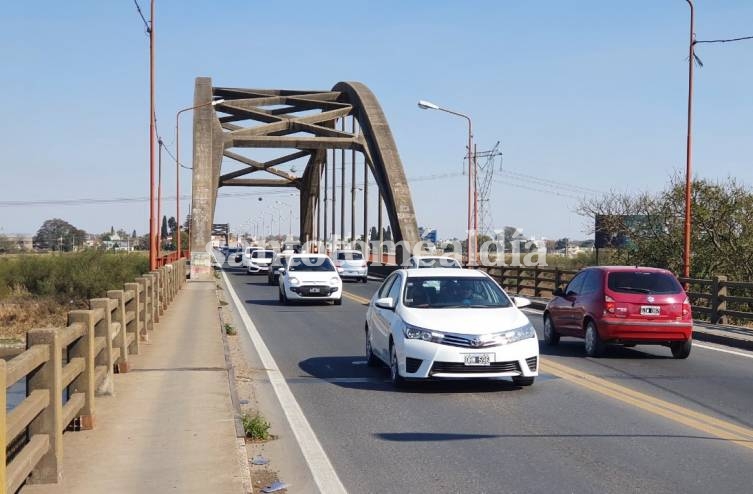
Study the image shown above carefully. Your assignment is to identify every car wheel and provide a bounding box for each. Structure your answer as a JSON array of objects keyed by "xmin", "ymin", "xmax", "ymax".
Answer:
[
  {"xmin": 365, "ymin": 327, "xmax": 380, "ymax": 367},
  {"xmin": 512, "ymin": 376, "xmax": 535, "ymax": 387},
  {"xmin": 267, "ymin": 277, "xmax": 273, "ymax": 285},
  {"xmin": 334, "ymin": 297, "xmax": 342, "ymax": 306},
  {"xmin": 362, "ymin": 276, "xmax": 368, "ymax": 284},
  {"xmin": 279, "ymin": 288, "xmax": 289, "ymax": 305},
  {"xmin": 670, "ymin": 339, "xmax": 692, "ymax": 359},
  {"xmin": 584, "ymin": 320, "xmax": 605, "ymax": 357},
  {"xmin": 389, "ymin": 343, "xmax": 406, "ymax": 388},
  {"xmin": 543, "ymin": 314, "xmax": 560, "ymax": 346}
]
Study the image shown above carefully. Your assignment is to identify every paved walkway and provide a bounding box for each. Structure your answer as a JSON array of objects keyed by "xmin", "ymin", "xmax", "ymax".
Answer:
[{"xmin": 23, "ymin": 281, "xmax": 247, "ymax": 494}]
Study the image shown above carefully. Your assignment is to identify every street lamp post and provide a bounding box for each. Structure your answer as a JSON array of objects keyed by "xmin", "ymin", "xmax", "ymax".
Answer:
[
  {"xmin": 418, "ymin": 100, "xmax": 477, "ymax": 265},
  {"xmin": 175, "ymin": 98, "xmax": 224, "ymax": 259},
  {"xmin": 683, "ymin": 0, "xmax": 695, "ymax": 280}
]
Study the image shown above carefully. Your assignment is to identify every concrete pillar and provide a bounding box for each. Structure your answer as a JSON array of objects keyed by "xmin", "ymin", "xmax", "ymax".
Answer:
[{"xmin": 190, "ymin": 76, "xmax": 216, "ymax": 280}]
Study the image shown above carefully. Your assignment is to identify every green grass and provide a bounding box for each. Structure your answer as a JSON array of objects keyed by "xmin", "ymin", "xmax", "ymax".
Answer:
[
  {"xmin": 242, "ymin": 413, "xmax": 271, "ymax": 441},
  {"xmin": 0, "ymin": 251, "xmax": 149, "ymax": 302}
]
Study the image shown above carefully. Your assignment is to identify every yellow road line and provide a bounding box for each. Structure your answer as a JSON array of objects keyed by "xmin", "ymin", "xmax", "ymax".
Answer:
[
  {"xmin": 343, "ymin": 291, "xmax": 370, "ymax": 305},
  {"xmin": 543, "ymin": 358, "xmax": 753, "ymax": 450}
]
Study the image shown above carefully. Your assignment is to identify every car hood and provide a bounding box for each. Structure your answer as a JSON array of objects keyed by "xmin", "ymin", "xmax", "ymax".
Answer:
[
  {"xmin": 288, "ymin": 271, "xmax": 339, "ymax": 284},
  {"xmin": 400, "ymin": 306, "xmax": 530, "ymax": 334}
]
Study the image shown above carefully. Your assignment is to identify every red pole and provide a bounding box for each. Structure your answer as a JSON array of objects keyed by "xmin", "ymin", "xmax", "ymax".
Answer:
[
  {"xmin": 176, "ymin": 111, "xmax": 181, "ymax": 259},
  {"xmin": 467, "ymin": 120, "xmax": 474, "ymax": 266},
  {"xmin": 148, "ymin": 0, "xmax": 157, "ymax": 270},
  {"xmin": 157, "ymin": 139, "xmax": 162, "ymax": 264},
  {"xmin": 683, "ymin": 0, "xmax": 694, "ymax": 280}
]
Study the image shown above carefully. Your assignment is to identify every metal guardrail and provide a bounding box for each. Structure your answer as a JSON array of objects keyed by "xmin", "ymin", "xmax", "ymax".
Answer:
[{"xmin": 0, "ymin": 259, "xmax": 187, "ymax": 493}]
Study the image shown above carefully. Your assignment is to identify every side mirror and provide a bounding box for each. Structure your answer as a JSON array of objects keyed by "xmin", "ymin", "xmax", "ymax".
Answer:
[
  {"xmin": 277, "ymin": 268, "xmax": 286, "ymax": 274},
  {"xmin": 553, "ymin": 287, "xmax": 565, "ymax": 297},
  {"xmin": 375, "ymin": 297, "xmax": 396, "ymax": 310},
  {"xmin": 513, "ymin": 296, "xmax": 531, "ymax": 308}
]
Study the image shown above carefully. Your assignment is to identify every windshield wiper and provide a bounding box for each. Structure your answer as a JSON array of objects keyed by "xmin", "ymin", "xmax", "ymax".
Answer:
[{"xmin": 617, "ymin": 286, "xmax": 651, "ymax": 294}]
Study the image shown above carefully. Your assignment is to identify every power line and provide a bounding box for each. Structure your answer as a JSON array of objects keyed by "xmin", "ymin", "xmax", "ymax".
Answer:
[
  {"xmin": 132, "ymin": 0, "xmax": 150, "ymax": 35},
  {"xmin": 695, "ymin": 35, "xmax": 753, "ymax": 44}
]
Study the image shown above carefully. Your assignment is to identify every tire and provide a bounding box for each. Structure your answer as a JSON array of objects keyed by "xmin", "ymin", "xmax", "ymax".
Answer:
[
  {"xmin": 365, "ymin": 327, "xmax": 380, "ymax": 367},
  {"xmin": 362, "ymin": 276, "xmax": 368, "ymax": 284},
  {"xmin": 334, "ymin": 297, "xmax": 342, "ymax": 306},
  {"xmin": 279, "ymin": 288, "xmax": 289, "ymax": 305},
  {"xmin": 584, "ymin": 320, "xmax": 605, "ymax": 357},
  {"xmin": 670, "ymin": 339, "xmax": 692, "ymax": 359},
  {"xmin": 512, "ymin": 376, "xmax": 535, "ymax": 387},
  {"xmin": 543, "ymin": 314, "xmax": 560, "ymax": 346},
  {"xmin": 389, "ymin": 343, "xmax": 406, "ymax": 388},
  {"xmin": 267, "ymin": 277, "xmax": 273, "ymax": 286}
]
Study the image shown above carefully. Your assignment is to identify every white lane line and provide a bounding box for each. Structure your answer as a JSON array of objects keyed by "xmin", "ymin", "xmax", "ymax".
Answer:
[
  {"xmin": 220, "ymin": 269, "xmax": 347, "ymax": 494},
  {"xmin": 519, "ymin": 307, "xmax": 753, "ymax": 359}
]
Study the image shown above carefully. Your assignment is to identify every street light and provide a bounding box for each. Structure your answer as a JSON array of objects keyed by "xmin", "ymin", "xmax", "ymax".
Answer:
[
  {"xmin": 418, "ymin": 99, "xmax": 477, "ymax": 265},
  {"xmin": 175, "ymin": 98, "xmax": 224, "ymax": 259},
  {"xmin": 275, "ymin": 200, "xmax": 294, "ymax": 238},
  {"xmin": 682, "ymin": 0, "xmax": 695, "ymax": 280}
]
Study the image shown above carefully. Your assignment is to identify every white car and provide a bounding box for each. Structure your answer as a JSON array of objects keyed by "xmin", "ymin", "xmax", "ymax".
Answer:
[
  {"xmin": 240, "ymin": 246, "xmax": 260, "ymax": 268},
  {"xmin": 247, "ymin": 249, "xmax": 275, "ymax": 274},
  {"xmin": 279, "ymin": 253, "xmax": 342, "ymax": 305},
  {"xmin": 365, "ymin": 268, "xmax": 538, "ymax": 387},
  {"xmin": 333, "ymin": 249, "xmax": 368, "ymax": 283},
  {"xmin": 408, "ymin": 255, "xmax": 462, "ymax": 269}
]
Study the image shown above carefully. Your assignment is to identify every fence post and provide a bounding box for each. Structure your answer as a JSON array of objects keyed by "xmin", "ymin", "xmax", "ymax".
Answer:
[
  {"xmin": 26, "ymin": 328, "xmax": 63, "ymax": 483},
  {"xmin": 0, "ymin": 359, "xmax": 6, "ymax": 491},
  {"xmin": 107, "ymin": 290, "xmax": 129, "ymax": 373},
  {"xmin": 515, "ymin": 267, "xmax": 521, "ymax": 295},
  {"xmin": 90, "ymin": 299, "xmax": 115, "ymax": 395},
  {"xmin": 124, "ymin": 282, "xmax": 141, "ymax": 355},
  {"xmin": 68, "ymin": 310, "xmax": 96, "ymax": 430},
  {"xmin": 711, "ymin": 275, "xmax": 728, "ymax": 325},
  {"xmin": 554, "ymin": 267, "xmax": 562, "ymax": 291},
  {"xmin": 135, "ymin": 277, "xmax": 151, "ymax": 341},
  {"xmin": 533, "ymin": 266, "xmax": 540, "ymax": 298}
]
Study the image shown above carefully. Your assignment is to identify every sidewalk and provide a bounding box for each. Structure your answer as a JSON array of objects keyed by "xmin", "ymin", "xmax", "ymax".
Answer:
[{"xmin": 23, "ymin": 281, "xmax": 247, "ymax": 494}]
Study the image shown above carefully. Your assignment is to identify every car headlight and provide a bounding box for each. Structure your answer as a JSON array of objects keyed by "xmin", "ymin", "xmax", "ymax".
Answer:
[
  {"xmin": 403, "ymin": 324, "xmax": 444, "ymax": 343},
  {"xmin": 498, "ymin": 323, "xmax": 537, "ymax": 345},
  {"xmin": 289, "ymin": 277, "xmax": 300, "ymax": 286},
  {"xmin": 329, "ymin": 277, "xmax": 341, "ymax": 286}
]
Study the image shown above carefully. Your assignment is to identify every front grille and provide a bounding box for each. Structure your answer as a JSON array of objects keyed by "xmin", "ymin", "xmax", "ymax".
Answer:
[
  {"xmin": 441, "ymin": 332, "xmax": 499, "ymax": 349},
  {"xmin": 525, "ymin": 356, "xmax": 538, "ymax": 372},
  {"xmin": 297, "ymin": 285, "xmax": 332, "ymax": 297},
  {"xmin": 430, "ymin": 361, "xmax": 521, "ymax": 375},
  {"xmin": 405, "ymin": 357, "xmax": 423, "ymax": 373}
]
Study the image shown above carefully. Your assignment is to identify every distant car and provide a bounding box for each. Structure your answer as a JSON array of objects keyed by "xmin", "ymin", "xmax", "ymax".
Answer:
[
  {"xmin": 247, "ymin": 249, "xmax": 275, "ymax": 274},
  {"xmin": 267, "ymin": 253, "xmax": 290, "ymax": 285},
  {"xmin": 408, "ymin": 256, "xmax": 462, "ymax": 269},
  {"xmin": 544, "ymin": 266, "xmax": 693, "ymax": 358},
  {"xmin": 278, "ymin": 253, "xmax": 342, "ymax": 305},
  {"xmin": 241, "ymin": 246, "xmax": 261, "ymax": 268},
  {"xmin": 333, "ymin": 249, "xmax": 368, "ymax": 283},
  {"xmin": 365, "ymin": 268, "xmax": 538, "ymax": 387}
]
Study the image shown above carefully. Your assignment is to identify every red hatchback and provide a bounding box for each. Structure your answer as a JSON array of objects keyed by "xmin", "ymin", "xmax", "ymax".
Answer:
[{"xmin": 543, "ymin": 266, "xmax": 693, "ymax": 358}]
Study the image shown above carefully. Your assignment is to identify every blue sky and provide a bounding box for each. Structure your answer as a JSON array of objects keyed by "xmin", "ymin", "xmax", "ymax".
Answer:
[{"xmin": 1, "ymin": 1, "xmax": 751, "ymax": 241}]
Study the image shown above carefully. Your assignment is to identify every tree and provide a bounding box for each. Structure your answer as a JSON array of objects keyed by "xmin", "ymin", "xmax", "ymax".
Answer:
[
  {"xmin": 33, "ymin": 219, "xmax": 86, "ymax": 252},
  {"xmin": 577, "ymin": 174, "xmax": 753, "ymax": 279},
  {"xmin": 168, "ymin": 217, "xmax": 177, "ymax": 235},
  {"xmin": 131, "ymin": 229, "xmax": 137, "ymax": 239},
  {"xmin": 382, "ymin": 226, "xmax": 392, "ymax": 242},
  {"xmin": 161, "ymin": 216, "xmax": 168, "ymax": 240},
  {"xmin": 369, "ymin": 226, "xmax": 378, "ymax": 241},
  {"xmin": 110, "ymin": 226, "xmax": 115, "ymax": 235}
]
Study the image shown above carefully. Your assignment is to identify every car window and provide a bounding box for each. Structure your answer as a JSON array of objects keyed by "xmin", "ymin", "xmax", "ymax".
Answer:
[
  {"xmin": 403, "ymin": 276, "xmax": 512, "ymax": 308},
  {"xmin": 288, "ymin": 257, "xmax": 335, "ymax": 272},
  {"xmin": 378, "ymin": 273, "xmax": 398, "ymax": 298},
  {"xmin": 607, "ymin": 271, "xmax": 683, "ymax": 295},
  {"xmin": 387, "ymin": 275, "xmax": 403, "ymax": 302},
  {"xmin": 252, "ymin": 251, "xmax": 274, "ymax": 259},
  {"xmin": 337, "ymin": 251, "xmax": 363, "ymax": 261},
  {"xmin": 565, "ymin": 272, "xmax": 586, "ymax": 296},
  {"xmin": 580, "ymin": 270, "xmax": 602, "ymax": 295}
]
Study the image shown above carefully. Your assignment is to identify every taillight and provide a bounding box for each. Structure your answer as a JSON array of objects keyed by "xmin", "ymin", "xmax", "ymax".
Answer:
[
  {"xmin": 604, "ymin": 295, "xmax": 616, "ymax": 315},
  {"xmin": 682, "ymin": 297, "xmax": 691, "ymax": 317}
]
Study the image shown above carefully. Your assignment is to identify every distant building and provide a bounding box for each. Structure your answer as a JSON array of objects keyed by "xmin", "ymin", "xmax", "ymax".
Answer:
[{"xmin": 3, "ymin": 234, "xmax": 33, "ymax": 251}]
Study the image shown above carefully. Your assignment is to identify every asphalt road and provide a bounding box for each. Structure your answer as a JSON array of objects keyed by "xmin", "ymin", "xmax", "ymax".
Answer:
[{"xmin": 223, "ymin": 264, "xmax": 753, "ymax": 494}]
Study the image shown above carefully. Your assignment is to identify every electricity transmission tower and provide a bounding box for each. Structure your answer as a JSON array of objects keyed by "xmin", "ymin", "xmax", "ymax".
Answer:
[{"xmin": 475, "ymin": 141, "xmax": 503, "ymax": 240}]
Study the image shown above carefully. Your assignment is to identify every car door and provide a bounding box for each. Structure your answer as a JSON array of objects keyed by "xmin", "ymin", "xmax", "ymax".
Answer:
[
  {"xmin": 370, "ymin": 273, "xmax": 400, "ymax": 360},
  {"xmin": 571, "ymin": 270, "xmax": 601, "ymax": 337},
  {"xmin": 550, "ymin": 272, "xmax": 586, "ymax": 335}
]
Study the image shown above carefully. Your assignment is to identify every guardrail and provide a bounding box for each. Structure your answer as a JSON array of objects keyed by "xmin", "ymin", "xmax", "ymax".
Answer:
[
  {"xmin": 477, "ymin": 266, "xmax": 753, "ymax": 325},
  {"xmin": 0, "ymin": 259, "xmax": 187, "ymax": 493}
]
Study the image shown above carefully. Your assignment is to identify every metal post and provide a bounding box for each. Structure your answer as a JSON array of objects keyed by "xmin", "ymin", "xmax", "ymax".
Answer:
[
  {"xmin": 683, "ymin": 0, "xmax": 695, "ymax": 280},
  {"xmin": 341, "ymin": 117, "xmax": 346, "ymax": 246},
  {"xmin": 323, "ymin": 157, "xmax": 328, "ymax": 249},
  {"xmin": 351, "ymin": 116, "xmax": 357, "ymax": 246},
  {"xmin": 157, "ymin": 139, "xmax": 163, "ymax": 259},
  {"xmin": 331, "ymin": 146, "xmax": 337, "ymax": 252},
  {"xmin": 363, "ymin": 159, "xmax": 369, "ymax": 257},
  {"xmin": 378, "ymin": 193, "xmax": 383, "ymax": 261},
  {"xmin": 148, "ymin": 0, "xmax": 157, "ymax": 270}
]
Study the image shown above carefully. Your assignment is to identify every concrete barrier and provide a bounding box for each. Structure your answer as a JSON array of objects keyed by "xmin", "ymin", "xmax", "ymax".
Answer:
[{"xmin": 0, "ymin": 259, "xmax": 187, "ymax": 494}]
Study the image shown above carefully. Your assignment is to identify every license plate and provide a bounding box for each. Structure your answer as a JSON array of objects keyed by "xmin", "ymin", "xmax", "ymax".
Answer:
[
  {"xmin": 640, "ymin": 305, "xmax": 661, "ymax": 315},
  {"xmin": 310, "ymin": 287, "xmax": 320, "ymax": 293},
  {"xmin": 464, "ymin": 353, "xmax": 491, "ymax": 366}
]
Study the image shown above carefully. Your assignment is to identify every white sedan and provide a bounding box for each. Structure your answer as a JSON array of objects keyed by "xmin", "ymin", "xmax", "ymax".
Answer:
[
  {"xmin": 279, "ymin": 254, "xmax": 342, "ymax": 305},
  {"xmin": 365, "ymin": 268, "xmax": 539, "ymax": 387}
]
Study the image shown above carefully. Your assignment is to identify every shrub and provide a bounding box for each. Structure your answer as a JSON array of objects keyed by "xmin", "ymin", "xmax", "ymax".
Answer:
[{"xmin": 242, "ymin": 413, "xmax": 271, "ymax": 441}]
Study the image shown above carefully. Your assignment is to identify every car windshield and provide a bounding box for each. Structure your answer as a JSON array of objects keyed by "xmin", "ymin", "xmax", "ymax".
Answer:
[
  {"xmin": 337, "ymin": 252, "xmax": 363, "ymax": 261},
  {"xmin": 288, "ymin": 257, "xmax": 335, "ymax": 272},
  {"xmin": 607, "ymin": 271, "xmax": 682, "ymax": 295},
  {"xmin": 416, "ymin": 258, "xmax": 459, "ymax": 268},
  {"xmin": 403, "ymin": 276, "xmax": 512, "ymax": 308},
  {"xmin": 252, "ymin": 251, "xmax": 274, "ymax": 259}
]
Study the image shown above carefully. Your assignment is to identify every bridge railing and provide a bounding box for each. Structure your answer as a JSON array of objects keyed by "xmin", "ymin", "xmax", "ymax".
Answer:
[
  {"xmin": 477, "ymin": 266, "xmax": 753, "ymax": 326},
  {"xmin": 0, "ymin": 259, "xmax": 187, "ymax": 493}
]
